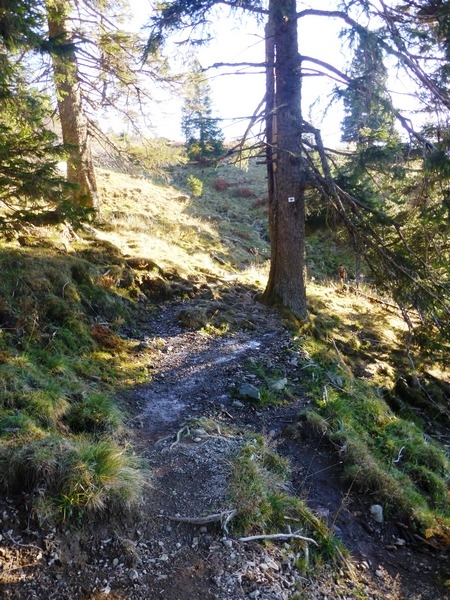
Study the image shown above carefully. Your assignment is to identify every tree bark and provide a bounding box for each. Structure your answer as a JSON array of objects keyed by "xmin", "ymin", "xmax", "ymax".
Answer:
[
  {"xmin": 46, "ymin": 0, "xmax": 98, "ymax": 209},
  {"xmin": 261, "ymin": 0, "xmax": 307, "ymax": 319}
]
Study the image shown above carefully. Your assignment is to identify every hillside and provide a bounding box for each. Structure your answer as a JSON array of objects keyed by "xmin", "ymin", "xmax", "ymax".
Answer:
[{"xmin": 0, "ymin": 160, "xmax": 449, "ymax": 599}]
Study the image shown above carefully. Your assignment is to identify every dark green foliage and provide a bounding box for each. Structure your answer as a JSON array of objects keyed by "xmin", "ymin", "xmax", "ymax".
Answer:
[
  {"xmin": 146, "ymin": 0, "xmax": 224, "ymax": 54},
  {"xmin": 0, "ymin": 87, "xmax": 69, "ymax": 213},
  {"xmin": 0, "ymin": 2, "xmax": 78, "ymax": 230},
  {"xmin": 340, "ymin": 31, "xmax": 397, "ymax": 147},
  {"xmin": 330, "ymin": 81, "xmax": 450, "ymax": 352},
  {"xmin": 0, "ymin": 0, "xmax": 43, "ymax": 52}
]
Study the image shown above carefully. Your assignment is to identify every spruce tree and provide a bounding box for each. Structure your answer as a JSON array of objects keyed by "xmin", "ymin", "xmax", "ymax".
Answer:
[
  {"xmin": 0, "ymin": 0, "xmax": 69, "ymax": 230},
  {"xmin": 181, "ymin": 61, "xmax": 224, "ymax": 162},
  {"xmin": 340, "ymin": 32, "xmax": 397, "ymax": 148}
]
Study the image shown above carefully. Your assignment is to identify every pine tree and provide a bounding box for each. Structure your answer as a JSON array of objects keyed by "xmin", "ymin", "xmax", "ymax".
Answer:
[
  {"xmin": 150, "ymin": 0, "xmax": 308, "ymax": 318},
  {"xmin": 146, "ymin": 0, "xmax": 450, "ymax": 326},
  {"xmin": 0, "ymin": 0, "xmax": 69, "ymax": 229},
  {"xmin": 340, "ymin": 32, "xmax": 397, "ymax": 148},
  {"xmin": 181, "ymin": 61, "xmax": 224, "ymax": 162},
  {"xmin": 45, "ymin": 0, "xmax": 98, "ymax": 209},
  {"xmin": 18, "ymin": 0, "xmax": 170, "ymax": 209}
]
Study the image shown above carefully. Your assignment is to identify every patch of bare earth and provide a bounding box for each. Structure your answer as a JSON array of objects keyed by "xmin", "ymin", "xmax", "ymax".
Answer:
[{"xmin": 1, "ymin": 286, "xmax": 449, "ymax": 599}]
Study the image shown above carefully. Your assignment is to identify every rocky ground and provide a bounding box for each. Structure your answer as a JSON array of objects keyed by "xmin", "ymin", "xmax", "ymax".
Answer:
[{"xmin": 0, "ymin": 285, "xmax": 449, "ymax": 599}]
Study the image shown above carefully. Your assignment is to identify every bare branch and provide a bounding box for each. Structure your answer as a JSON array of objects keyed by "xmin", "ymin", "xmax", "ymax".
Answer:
[
  {"xmin": 166, "ymin": 509, "xmax": 237, "ymax": 534},
  {"xmin": 204, "ymin": 61, "xmax": 268, "ymax": 71},
  {"xmin": 238, "ymin": 531, "xmax": 319, "ymax": 546},
  {"xmin": 301, "ymin": 55, "xmax": 350, "ymax": 85},
  {"xmin": 296, "ymin": 8, "xmax": 450, "ymax": 110}
]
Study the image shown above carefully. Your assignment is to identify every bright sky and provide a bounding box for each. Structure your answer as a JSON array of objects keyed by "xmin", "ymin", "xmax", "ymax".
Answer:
[
  {"xmin": 126, "ymin": 0, "xmax": 348, "ymax": 144},
  {"xmin": 122, "ymin": 0, "xmax": 430, "ymax": 146}
]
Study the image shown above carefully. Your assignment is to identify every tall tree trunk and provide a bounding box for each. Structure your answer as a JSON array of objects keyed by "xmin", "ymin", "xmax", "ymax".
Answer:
[
  {"xmin": 46, "ymin": 0, "xmax": 98, "ymax": 209},
  {"xmin": 261, "ymin": 0, "xmax": 307, "ymax": 319}
]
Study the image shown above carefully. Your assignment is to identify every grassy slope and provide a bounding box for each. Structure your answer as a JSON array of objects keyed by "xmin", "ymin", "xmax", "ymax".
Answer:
[
  {"xmin": 95, "ymin": 161, "xmax": 269, "ymax": 277},
  {"xmin": 0, "ymin": 160, "xmax": 448, "ymax": 542}
]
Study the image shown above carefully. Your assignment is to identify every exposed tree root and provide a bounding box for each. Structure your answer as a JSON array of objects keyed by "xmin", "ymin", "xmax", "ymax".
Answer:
[
  {"xmin": 238, "ymin": 531, "xmax": 318, "ymax": 546},
  {"xmin": 166, "ymin": 509, "xmax": 238, "ymax": 534}
]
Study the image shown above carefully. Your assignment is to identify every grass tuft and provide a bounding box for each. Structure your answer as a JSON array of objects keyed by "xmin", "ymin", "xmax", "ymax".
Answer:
[
  {"xmin": 65, "ymin": 393, "xmax": 125, "ymax": 434},
  {"xmin": 229, "ymin": 435, "xmax": 344, "ymax": 565},
  {"xmin": 0, "ymin": 435, "xmax": 145, "ymax": 520}
]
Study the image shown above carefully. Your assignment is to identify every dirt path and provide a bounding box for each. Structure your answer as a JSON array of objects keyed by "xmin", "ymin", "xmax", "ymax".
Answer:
[{"xmin": 1, "ymin": 288, "xmax": 449, "ymax": 599}]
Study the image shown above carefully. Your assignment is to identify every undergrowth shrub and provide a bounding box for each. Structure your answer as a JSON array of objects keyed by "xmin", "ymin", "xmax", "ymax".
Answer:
[
  {"xmin": 233, "ymin": 186, "xmax": 255, "ymax": 198},
  {"xmin": 187, "ymin": 175, "xmax": 203, "ymax": 197},
  {"xmin": 212, "ymin": 177, "xmax": 229, "ymax": 191}
]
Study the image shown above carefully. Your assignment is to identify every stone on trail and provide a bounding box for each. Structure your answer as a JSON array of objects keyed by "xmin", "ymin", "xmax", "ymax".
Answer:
[
  {"xmin": 370, "ymin": 504, "xmax": 384, "ymax": 523},
  {"xmin": 269, "ymin": 377, "xmax": 288, "ymax": 391},
  {"xmin": 238, "ymin": 382, "xmax": 261, "ymax": 401}
]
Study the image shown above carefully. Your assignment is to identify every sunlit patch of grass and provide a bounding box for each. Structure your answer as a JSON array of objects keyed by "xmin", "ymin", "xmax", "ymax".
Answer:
[
  {"xmin": 25, "ymin": 390, "xmax": 70, "ymax": 429},
  {"xmin": 229, "ymin": 435, "xmax": 293, "ymax": 533},
  {"xmin": 286, "ymin": 283, "xmax": 450, "ymax": 540},
  {"xmin": 95, "ymin": 170, "xmax": 228, "ymax": 277},
  {"xmin": 0, "ymin": 239, "xmax": 157, "ymax": 521},
  {"xmin": 0, "ymin": 161, "xmax": 273, "ymax": 523},
  {"xmin": 305, "ymin": 281, "xmax": 409, "ymax": 382},
  {"xmin": 296, "ymin": 331, "xmax": 450, "ymax": 537},
  {"xmin": 0, "ymin": 409, "xmax": 42, "ymax": 438},
  {"xmin": 237, "ymin": 260, "xmax": 270, "ymax": 287},
  {"xmin": 200, "ymin": 322, "xmax": 230, "ymax": 336},
  {"xmin": 95, "ymin": 162, "xmax": 270, "ymax": 278}
]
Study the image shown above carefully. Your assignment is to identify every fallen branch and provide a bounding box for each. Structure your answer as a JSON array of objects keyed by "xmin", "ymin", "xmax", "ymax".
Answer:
[
  {"xmin": 166, "ymin": 509, "xmax": 237, "ymax": 534},
  {"xmin": 220, "ymin": 406, "xmax": 234, "ymax": 419},
  {"xmin": 347, "ymin": 285, "xmax": 405, "ymax": 313},
  {"xmin": 238, "ymin": 531, "xmax": 318, "ymax": 546},
  {"xmin": 4, "ymin": 532, "xmax": 43, "ymax": 552},
  {"xmin": 222, "ymin": 509, "xmax": 237, "ymax": 534},
  {"xmin": 170, "ymin": 425, "xmax": 189, "ymax": 449}
]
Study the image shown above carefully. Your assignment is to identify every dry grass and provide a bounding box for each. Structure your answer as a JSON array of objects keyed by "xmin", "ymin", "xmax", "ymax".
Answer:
[
  {"xmin": 94, "ymin": 161, "xmax": 270, "ymax": 280},
  {"xmin": 95, "ymin": 169, "xmax": 225, "ymax": 278},
  {"xmin": 305, "ymin": 282, "xmax": 410, "ymax": 387}
]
